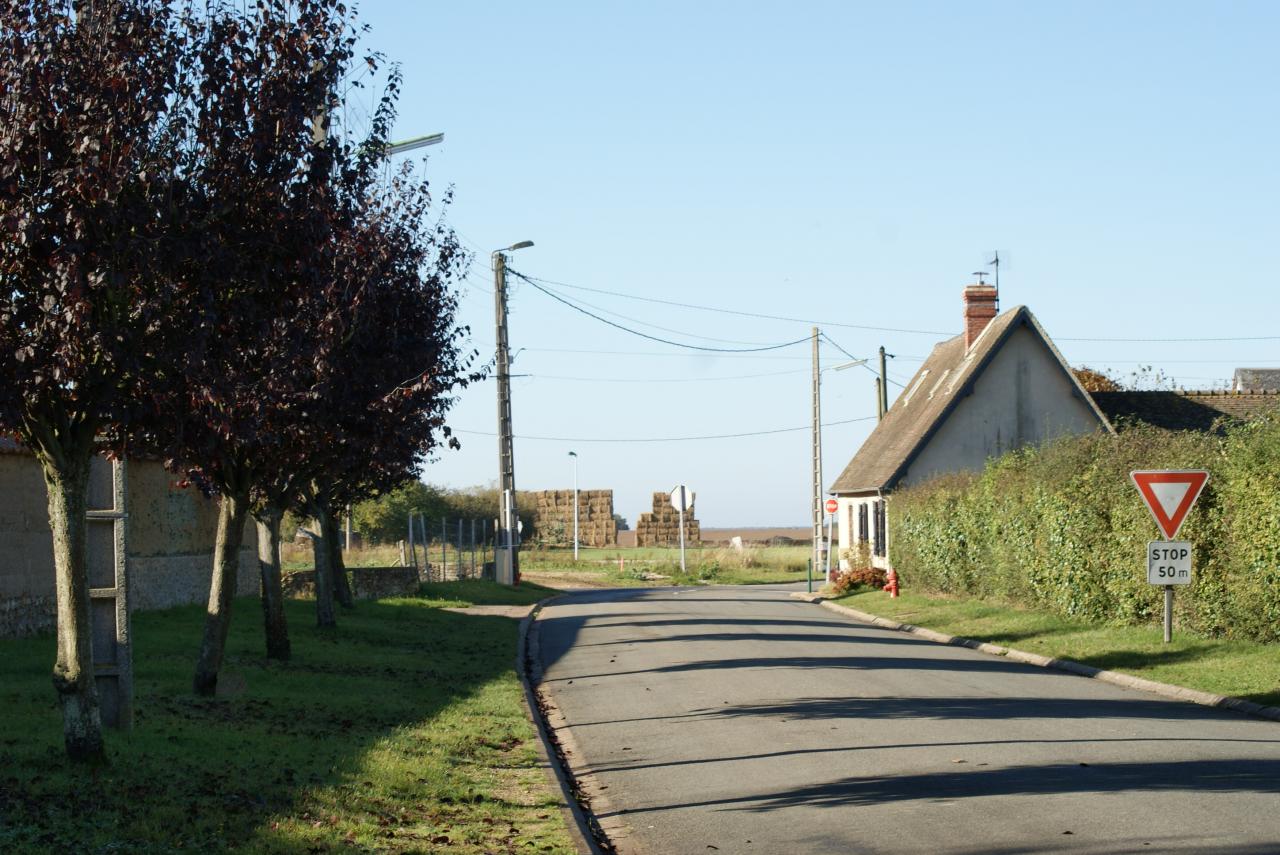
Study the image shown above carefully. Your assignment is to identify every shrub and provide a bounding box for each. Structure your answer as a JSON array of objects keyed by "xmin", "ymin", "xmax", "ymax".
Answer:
[
  {"xmin": 830, "ymin": 565, "xmax": 887, "ymax": 596},
  {"xmin": 891, "ymin": 419, "xmax": 1280, "ymax": 643}
]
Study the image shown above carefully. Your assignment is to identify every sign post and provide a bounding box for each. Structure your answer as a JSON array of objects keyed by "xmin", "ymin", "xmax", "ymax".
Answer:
[
  {"xmin": 1131, "ymin": 470, "xmax": 1209, "ymax": 643},
  {"xmin": 670, "ymin": 485, "xmax": 694, "ymax": 574}
]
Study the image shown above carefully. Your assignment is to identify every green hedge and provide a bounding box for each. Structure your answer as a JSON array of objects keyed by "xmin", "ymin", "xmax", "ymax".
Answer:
[{"xmin": 890, "ymin": 418, "xmax": 1280, "ymax": 643}]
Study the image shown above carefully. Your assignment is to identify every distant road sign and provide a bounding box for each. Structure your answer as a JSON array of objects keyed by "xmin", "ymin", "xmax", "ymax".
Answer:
[
  {"xmin": 670, "ymin": 485, "xmax": 694, "ymax": 513},
  {"xmin": 825, "ymin": 498, "xmax": 838, "ymax": 515},
  {"xmin": 1148, "ymin": 541, "xmax": 1192, "ymax": 585},
  {"xmin": 1131, "ymin": 470, "xmax": 1209, "ymax": 540}
]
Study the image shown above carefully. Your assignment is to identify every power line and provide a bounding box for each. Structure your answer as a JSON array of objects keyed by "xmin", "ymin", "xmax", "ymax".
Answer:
[
  {"xmin": 512, "ymin": 269, "xmax": 955, "ymax": 337},
  {"xmin": 509, "ymin": 269, "xmax": 1280, "ymax": 345},
  {"xmin": 507, "ymin": 270, "xmax": 811, "ymax": 354},
  {"xmin": 532, "ymin": 280, "xmax": 792, "ymax": 348},
  {"xmin": 1059, "ymin": 334, "xmax": 1280, "ymax": 343},
  {"xmin": 452, "ymin": 415, "xmax": 877, "ymax": 444},
  {"xmin": 517, "ymin": 367, "xmax": 809, "ymax": 384}
]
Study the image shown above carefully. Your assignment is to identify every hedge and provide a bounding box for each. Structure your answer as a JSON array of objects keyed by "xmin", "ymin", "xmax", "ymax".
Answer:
[{"xmin": 890, "ymin": 417, "xmax": 1280, "ymax": 643}]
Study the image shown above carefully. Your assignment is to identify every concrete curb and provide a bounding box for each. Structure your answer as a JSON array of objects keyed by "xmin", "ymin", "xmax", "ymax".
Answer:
[
  {"xmin": 790, "ymin": 591, "xmax": 1280, "ymax": 723},
  {"xmin": 517, "ymin": 597, "xmax": 610, "ymax": 855}
]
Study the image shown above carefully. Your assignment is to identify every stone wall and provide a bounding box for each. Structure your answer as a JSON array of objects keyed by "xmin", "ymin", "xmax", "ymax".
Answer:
[
  {"xmin": 280, "ymin": 566, "xmax": 420, "ymax": 600},
  {"xmin": 0, "ymin": 448, "xmax": 257, "ymax": 638}
]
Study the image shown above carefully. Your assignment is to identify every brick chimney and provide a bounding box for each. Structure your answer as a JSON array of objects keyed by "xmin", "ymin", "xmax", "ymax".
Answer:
[{"xmin": 962, "ymin": 282, "xmax": 998, "ymax": 350}]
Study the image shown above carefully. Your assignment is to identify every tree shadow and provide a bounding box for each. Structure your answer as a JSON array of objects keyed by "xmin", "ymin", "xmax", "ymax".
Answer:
[
  {"xmin": 618, "ymin": 758, "xmax": 1280, "ymax": 815},
  {"xmin": 0, "ymin": 593, "xmax": 545, "ymax": 851},
  {"xmin": 700, "ymin": 694, "xmax": 1241, "ymax": 723},
  {"xmin": 546, "ymin": 652, "xmax": 1058, "ymax": 683}
]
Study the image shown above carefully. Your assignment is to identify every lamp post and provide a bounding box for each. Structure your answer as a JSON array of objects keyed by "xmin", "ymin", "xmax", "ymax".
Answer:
[
  {"xmin": 568, "ymin": 451, "xmax": 579, "ymax": 560},
  {"xmin": 493, "ymin": 240, "xmax": 534, "ymax": 585}
]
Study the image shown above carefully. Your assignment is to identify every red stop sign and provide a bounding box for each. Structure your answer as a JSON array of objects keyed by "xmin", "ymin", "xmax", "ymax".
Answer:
[{"xmin": 824, "ymin": 498, "xmax": 838, "ymax": 514}]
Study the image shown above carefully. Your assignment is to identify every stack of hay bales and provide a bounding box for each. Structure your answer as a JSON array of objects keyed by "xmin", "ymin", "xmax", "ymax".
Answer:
[
  {"xmin": 634, "ymin": 491, "xmax": 700, "ymax": 546},
  {"xmin": 530, "ymin": 489, "xmax": 617, "ymax": 547}
]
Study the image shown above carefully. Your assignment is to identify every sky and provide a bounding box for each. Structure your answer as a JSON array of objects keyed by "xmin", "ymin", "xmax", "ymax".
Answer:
[{"xmin": 348, "ymin": 1, "xmax": 1279, "ymax": 527}]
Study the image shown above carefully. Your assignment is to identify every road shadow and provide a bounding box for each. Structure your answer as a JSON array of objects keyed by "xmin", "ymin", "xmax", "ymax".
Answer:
[
  {"xmin": 702, "ymin": 693, "xmax": 1242, "ymax": 723},
  {"xmin": 617, "ymin": 758, "xmax": 1280, "ymax": 815}
]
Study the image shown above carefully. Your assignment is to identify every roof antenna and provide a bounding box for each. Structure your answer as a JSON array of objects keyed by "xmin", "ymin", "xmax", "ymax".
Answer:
[
  {"xmin": 971, "ymin": 270, "xmax": 988, "ymax": 285},
  {"xmin": 989, "ymin": 250, "xmax": 1001, "ymax": 291}
]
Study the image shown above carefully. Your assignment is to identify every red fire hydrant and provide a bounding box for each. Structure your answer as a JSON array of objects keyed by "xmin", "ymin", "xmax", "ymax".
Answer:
[{"xmin": 883, "ymin": 568, "xmax": 900, "ymax": 598}]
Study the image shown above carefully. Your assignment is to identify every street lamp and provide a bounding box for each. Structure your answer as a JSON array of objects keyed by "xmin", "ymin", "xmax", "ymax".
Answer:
[
  {"xmin": 383, "ymin": 133, "xmax": 444, "ymax": 156},
  {"xmin": 493, "ymin": 240, "xmax": 534, "ymax": 585},
  {"xmin": 568, "ymin": 451, "xmax": 579, "ymax": 561}
]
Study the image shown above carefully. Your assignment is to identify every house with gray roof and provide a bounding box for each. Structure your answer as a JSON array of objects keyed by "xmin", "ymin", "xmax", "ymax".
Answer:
[
  {"xmin": 1232, "ymin": 368, "xmax": 1280, "ymax": 393},
  {"xmin": 828, "ymin": 282, "xmax": 1112, "ymax": 570}
]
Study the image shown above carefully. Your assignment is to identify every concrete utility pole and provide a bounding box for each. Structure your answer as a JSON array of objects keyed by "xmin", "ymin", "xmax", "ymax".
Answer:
[
  {"xmin": 875, "ymin": 377, "xmax": 884, "ymax": 421},
  {"xmin": 493, "ymin": 242, "xmax": 533, "ymax": 584},
  {"xmin": 811, "ymin": 327, "xmax": 823, "ymax": 583},
  {"xmin": 879, "ymin": 346, "xmax": 889, "ymax": 417}
]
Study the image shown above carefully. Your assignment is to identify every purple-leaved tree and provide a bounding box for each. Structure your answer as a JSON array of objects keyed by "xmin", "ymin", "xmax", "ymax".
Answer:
[{"xmin": 0, "ymin": 0, "xmax": 191, "ymax": 762}]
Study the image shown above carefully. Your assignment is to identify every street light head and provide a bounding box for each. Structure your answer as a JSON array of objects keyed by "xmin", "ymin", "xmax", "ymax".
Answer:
[
  {"xmin": 494, "ymin": 240, "xmax": 534, "ymax": 255},
  {"xmin": 568, "ymin": 451, "xmax": 577, "ymax": 457},
  {"xmin": 833, "ymin": 358, "xmax": 869, "ymax": 372}
]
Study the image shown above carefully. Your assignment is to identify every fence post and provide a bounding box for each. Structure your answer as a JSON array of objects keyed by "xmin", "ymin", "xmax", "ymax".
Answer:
[
  {"xmin": 470, "ymin": 519, "xmax": 477, "ymax": 577},
  {"xmin": 441, "ymin": 518, "xmax": 447, "ymax": 580},
  {"xmin": 407, "ymin": 513, "xmax": 417, "ymax": 571}
]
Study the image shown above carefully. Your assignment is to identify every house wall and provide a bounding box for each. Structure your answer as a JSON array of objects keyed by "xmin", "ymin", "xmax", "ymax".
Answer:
[
  {"xmin": 901, "ymin": 324, "xmax": 1103, "ymax": 487},
  {"xmin": 0, "ymin": 451, "xmax": 257, "ymax": 638},
  {"xmin": 836, "ymin": 494, "xmax": 891, "ymax": 570}
]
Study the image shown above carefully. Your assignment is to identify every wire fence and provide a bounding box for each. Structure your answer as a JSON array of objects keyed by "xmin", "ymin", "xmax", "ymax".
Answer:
[{"xmin": 402, "ymin": 514, "xmax": 497, "ymax": 582}]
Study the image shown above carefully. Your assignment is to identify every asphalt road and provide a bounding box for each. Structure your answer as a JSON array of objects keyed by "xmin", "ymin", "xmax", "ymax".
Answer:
[{"xmin": 534, "ymin": 585, "xmax": 1280, "ymax": 855}]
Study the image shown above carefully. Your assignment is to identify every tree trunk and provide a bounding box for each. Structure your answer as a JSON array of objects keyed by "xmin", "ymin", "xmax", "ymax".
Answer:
[
  {"xmin": 319, "ymin": 504, "xmax": 354, "ymax": 609},
  {"xmin": 42, "ymin": 453, "xmax": 105, "ymax": 763},
  {"xmin": 253, "ymin": 506, "xmax": 291, "ymax": 661},
  {"xmin": 310, "ymin": 526, "xmax": 337, "ymax": 628},
  {"xmin": 193, "ymin": 491, "xmax": 249, "ymax": 696}
]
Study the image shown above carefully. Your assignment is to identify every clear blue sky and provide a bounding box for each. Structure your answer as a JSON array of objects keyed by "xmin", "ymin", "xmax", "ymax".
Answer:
[{"xmin": 352, "ymin": 1, "xmax": 1279, "ymax": 527}]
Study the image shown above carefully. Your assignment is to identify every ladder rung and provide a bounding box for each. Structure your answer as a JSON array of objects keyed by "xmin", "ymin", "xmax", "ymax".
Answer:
[
  {"xmin": 89, "ymin": 588, "xmax": 119, "ymax": 599},
  {"xmin": 86, "ymin": 510, "xmax": 125, "ymax": 520}
]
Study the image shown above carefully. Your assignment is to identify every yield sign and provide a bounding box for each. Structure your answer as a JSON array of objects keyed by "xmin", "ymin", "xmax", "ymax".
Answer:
[{"xmin": 1131, "ymin": 470, "xmax": 1209, "ymax": 540}]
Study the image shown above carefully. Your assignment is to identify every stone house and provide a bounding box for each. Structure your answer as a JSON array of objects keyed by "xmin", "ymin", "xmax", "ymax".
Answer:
[
  {"xmin": 828, "ymin": 282, "xmax": 1112, "ymax": 570},
  {"xmin": 0, "ymin": 440, "xmax": 257, "ymax": 638}
]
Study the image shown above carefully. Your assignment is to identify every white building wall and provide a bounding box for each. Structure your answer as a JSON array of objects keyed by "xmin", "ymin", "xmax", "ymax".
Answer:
[{"xmin": 901, "ymin": 325, "xmax": 1103, "ymax": 487}]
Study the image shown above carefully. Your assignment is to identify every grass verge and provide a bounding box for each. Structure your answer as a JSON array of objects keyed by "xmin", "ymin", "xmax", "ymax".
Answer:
[
  {"xmin": 833, "ymin": 587, "xmax": 1280, "ymax": 708},
  {"xmin": 0, "ymin": 581, "xmax": 572, "ymax": 853}
]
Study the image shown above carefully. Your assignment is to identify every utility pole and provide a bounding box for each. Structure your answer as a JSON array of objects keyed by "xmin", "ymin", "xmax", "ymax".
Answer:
[
  {"xmin": 875, "ymin": 377, "xmax": 884, "ymax": 421},
  {"xmin": 493, "ymin": 242, "xmax": 533, "ymax": 583},
  {"xmin": 811, "ymin": 327, "xmax": 823, "ymax": 583},
  {"xmin": 878, "ymin": 346, "xmax": 889, "ymax": 417}
]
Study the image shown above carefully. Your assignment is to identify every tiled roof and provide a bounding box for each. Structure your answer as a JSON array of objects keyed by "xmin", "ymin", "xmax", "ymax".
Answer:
[
  {"xmin": 828, "ymin": 305, "xmax": 1110, "ymax": 494},
  {"xmin": 1091, "ymin": 390, "xmax": 1280, "ymax": 432}
]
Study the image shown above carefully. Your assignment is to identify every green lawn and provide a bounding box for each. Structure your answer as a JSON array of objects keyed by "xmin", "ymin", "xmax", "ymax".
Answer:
[
  {"xmin": 0, "ymin": 582, "xmax": 574, "ymax": 854},
  {"xmin": 519, "ymin": 544, "xmax": 813, "ymax": 587},
  {"xmin": 833, "ymin": 587, "xmax": 1280, "ymax": 708}
]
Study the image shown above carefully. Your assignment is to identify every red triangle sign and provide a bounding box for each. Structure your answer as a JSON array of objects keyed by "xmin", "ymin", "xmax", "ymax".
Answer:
[{"xmin": 1130, "ymin": 470, "xmax": 1209, "ymax": 540}]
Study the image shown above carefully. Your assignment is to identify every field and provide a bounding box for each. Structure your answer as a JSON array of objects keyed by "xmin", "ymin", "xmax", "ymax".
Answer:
[
  {"xmin": 518, "ymin": 543, "xmax": 815, "ymax": 588},
  {"xmin": 0, "ymin": 582, "xmax": 575, "ymax": 853}
]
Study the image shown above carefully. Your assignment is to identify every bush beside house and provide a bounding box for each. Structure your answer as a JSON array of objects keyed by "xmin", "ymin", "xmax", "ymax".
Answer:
[{"xmin": 890, "ymin": 419, "xmax": 1280, "ymax": 643}]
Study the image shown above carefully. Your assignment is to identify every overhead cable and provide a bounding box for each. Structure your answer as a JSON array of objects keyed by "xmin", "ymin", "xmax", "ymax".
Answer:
[
  {"xmin": 507, "ymin": 269, "xmax": 811, "ymax": 354},
  {"xmin": 453, "ymin": 415, "xmax": 877, "ymax": 444},
  {"xmin": 512, "ymin": 270, "xmax": 954, "ymax": 337}
]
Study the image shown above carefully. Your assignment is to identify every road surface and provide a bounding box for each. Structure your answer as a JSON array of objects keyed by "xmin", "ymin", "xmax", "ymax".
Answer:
[{"xmin": 535, "ymin": 585, "xmax": 1280, "ymax": 854}]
